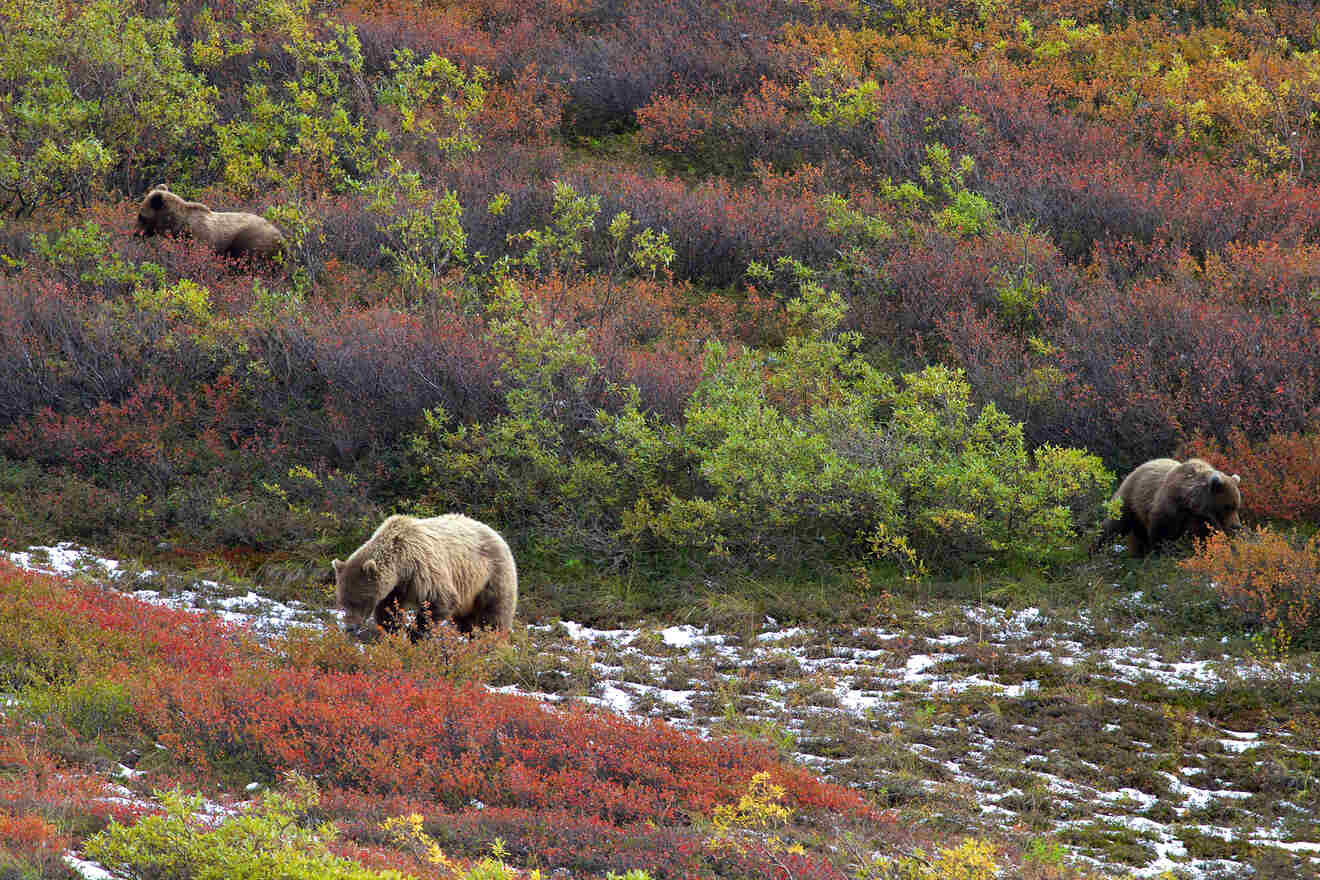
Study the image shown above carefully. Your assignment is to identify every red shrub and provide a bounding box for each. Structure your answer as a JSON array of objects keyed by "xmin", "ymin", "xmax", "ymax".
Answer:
[
  {"xmin": 477, "ymin": 65, "xmax": 568, "ymax": 147},
  {"xmin": 939, "ymin": 262, "xmax": 1320, "ymax": 470},
  {"xmin": 0, "ymin": 277, "xmax": 136, "ymax": 428},
  {"xmin": 0, "ymin": 719, "xmax": 152, "ymax": 843},
  {"xmin": 1187, "ymin": 430, "xmax": 1320, "ymax": 523},
  {"xmin": 0, "ymin": 561, "xmax": 239, "ymax": 678},
  {"xmin": 1182, "ymin": 528, "xmax": 1320, "ymax": 645},
  {"xmin": 140, "ymin": 666, "xmax": 867, "ymax": 824},
  {"xmin": 564, "ymin": 168, "xmax": 833, "ymax": 287},
  {"xmin": 1, "ymin": 564, "xmax": 876, "ymax": 873},
  {"xmin": 636, "ymin": 92, "xmax": 719, "ymax": 155},
  {"xmin": 0, "ymin": 812, "xmax": 69, "ymax": 863}
]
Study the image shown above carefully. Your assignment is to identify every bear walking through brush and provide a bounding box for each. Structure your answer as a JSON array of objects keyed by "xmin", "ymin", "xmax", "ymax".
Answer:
[
  {"xmin": 332, "ymin": 514, "xmax": 518, "ymax": 641},
  {"xmin": 135, "ymin": 184, "xmax": 285, "ymax": 260},
  {"xmin": 1097, "ymin": 457, "xmax": 1242, "ymax": 557}
]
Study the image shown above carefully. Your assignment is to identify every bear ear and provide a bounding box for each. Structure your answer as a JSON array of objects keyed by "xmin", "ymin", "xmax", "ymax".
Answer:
[{"xmin": 363, "ymin": 559, "xmax": 379, "ymax": 577}]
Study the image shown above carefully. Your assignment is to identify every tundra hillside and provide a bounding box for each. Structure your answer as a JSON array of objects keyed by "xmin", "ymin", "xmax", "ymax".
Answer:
[{"xmin": 1, "ymin": 0, "xmax": 1318, "ymax": 877}]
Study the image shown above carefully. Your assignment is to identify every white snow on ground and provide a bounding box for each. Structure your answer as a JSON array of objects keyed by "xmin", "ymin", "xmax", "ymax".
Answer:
[
  {"xmin": 7, "ymin": 543, "xmax": 1320, "ymax": 879},
  {"xmin": 64, "ymin": 854, "xmax": 116, "ymax": 880},
  {"xmin": 554, "ymin": 620, "xmax": 637, "ymax": 644},
  {"xmin": 6, "ymin": 542, "xmax": 335, "ymax": 635},
  {"xmin": 1251, "ymin": 839, "xmax": 1320, "ymax": 853},
  {"xmin": 659, "ymin": 624, "xmax": 716, "ymax": 648}
]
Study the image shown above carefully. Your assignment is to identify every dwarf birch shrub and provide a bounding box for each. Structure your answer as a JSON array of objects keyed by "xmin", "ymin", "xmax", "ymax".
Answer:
[
  {"xmin": 406, "ymin": 272, "xmax": 629, "ymax": 560},
  {"xmin": 408, "ymin": 264, "xmax": 1108, "ymax": 573},
  {"xmin": 1181, "ymin": 527, "xmax": 1320, "ymax": 647},
  {"xmin": 610, "ymin": 276, "xmax": 1110, "ymax": 572}
]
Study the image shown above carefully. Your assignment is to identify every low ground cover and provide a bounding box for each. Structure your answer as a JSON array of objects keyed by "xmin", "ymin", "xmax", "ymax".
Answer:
[{"xmin": 5, "ymin": 545, "xmax": 1317, "ymax": 878}]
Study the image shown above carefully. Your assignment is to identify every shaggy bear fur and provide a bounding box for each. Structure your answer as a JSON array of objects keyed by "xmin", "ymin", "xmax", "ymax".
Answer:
[
  {"xmin": 1098, "ymin": 457, "xmax": 1242, "ymax": 557},
  {"xmin": 135, "ymin": 184, "xmax": 284, "ymax": 260},
  {"xmin": 332, "ymin": 513, "xmax": 517, "ymax": 641}
]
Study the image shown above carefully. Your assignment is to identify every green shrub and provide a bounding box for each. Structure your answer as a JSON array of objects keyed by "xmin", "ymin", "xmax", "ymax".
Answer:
[
  {"xmin": 610, "ymin": 273, "xmax": 1111, "ymax": 572},
  {"xmin": 214, "ymin": 16, "xmax": 485, "ymax": 202},
  {"xmin": 878, "ymin": 143, "xmax": 996, "ymax": 237},
  {"xmin": 213, "ymin": 26, "xmax": 370, "ymax": 196},
  {"xmin": 408, "ymin": 260, "xmax": 1110, "ymax": 575},
  {"xmin": 84, "ymin": 774, "xmax": 411, "ymax": 880},
  {"xmin": 799, "ymin": 56, "xmax": 881, "ymax": 128},
  {"xmin": 26, "ymin": 676, "xmax": 134, "ymax": 740},
  {"xmin": 30, "ymin": 222, "xmax": 162, "ymax": 290},
  {"xmin": 0, "ymin": 0, "xmax": 216, "ymax": 214},
  {"xmin": 406, "ymin": 273, "xmax": 628, "ymax": 559}
]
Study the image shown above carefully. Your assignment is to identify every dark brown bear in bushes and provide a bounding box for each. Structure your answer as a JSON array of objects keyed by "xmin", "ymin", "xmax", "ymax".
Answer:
[
  {"xmin": 135, "ymin": 184, "xmax": 284, "ymax": 260},
  {"xmin": 1098, "ymin": 458, "xmax": 1242, "ymax": 556},
  {"xmin": 332, "ymin": 514, "xmax": 518, "ymax": 642}
]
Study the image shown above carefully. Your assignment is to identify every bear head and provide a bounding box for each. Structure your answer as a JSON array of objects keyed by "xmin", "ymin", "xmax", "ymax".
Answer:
[
  {"xmin": 1189, "ymin": 465, "xmax": 1243, "ymax": 536},
  {"xmin": 135, "ymin": 184, "xmax": 188, "ymax": 238},
  {"xmin": 331, "ymin": 556, "xmax": 389, "ymax": 636}
]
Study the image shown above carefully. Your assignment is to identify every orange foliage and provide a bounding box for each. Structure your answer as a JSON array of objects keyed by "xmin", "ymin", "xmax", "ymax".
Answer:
[
  {"xmin": 1187, "ymin": 430, "xmax": 1320, "ymax": 522},
  {"xmin": 0, "ymin": 563, "xmax": 875, "ymax": 833},
  {"xmin": 0, "ymin": 812, "xmax": 67, "ymax": 859},
  {"xmin": 1181, "ymin": 527, "xmax": 1320, "ymax": 642}
]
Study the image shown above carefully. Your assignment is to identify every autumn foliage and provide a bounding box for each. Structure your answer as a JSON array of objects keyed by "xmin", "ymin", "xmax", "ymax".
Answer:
[
  {"xmin": 1181, "ymin": 528, "xmax": 1320, "ymax": 646},
  {"xmin": 1187, "ymin": 430, "xmax": 1320, "ymax": 523},
  {"xmin": 7, "ymin": 0, "xmax": 1320, "ymax": 873},
  {"xmin": 0, "ymin": 561, "xmax": 877, "ymax": 876}
]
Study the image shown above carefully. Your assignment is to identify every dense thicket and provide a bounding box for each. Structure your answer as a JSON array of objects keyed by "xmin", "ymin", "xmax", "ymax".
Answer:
[{"xmin": 3, "ymin": 0, "xmax": 1318, "ymax": 577}]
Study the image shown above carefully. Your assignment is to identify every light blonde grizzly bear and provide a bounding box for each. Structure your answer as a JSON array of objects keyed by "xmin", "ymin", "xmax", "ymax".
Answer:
[
  {"xmin": 1098, "ymin": 457, "xmax": 1242, "ymax": 557},
  {"xmin": 332, "ymin": 514, "xmax": 518, "ymax": 642},
  {"xmin": 135, "ymin": 184, "xmax": 285, "ymax": 260}
]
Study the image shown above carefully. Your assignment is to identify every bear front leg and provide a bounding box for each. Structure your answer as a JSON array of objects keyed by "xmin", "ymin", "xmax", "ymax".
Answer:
[
  {"xmin": 451, "ymin": 610, "xmax": 476, "ymax": 634},
  {"xmin": 374, "ymin": 583, "xmax": 411, "ymax": 636},
  {"xmin": 1094, "ymin": 509, "xmax": 1134, "ymax": 555},
  {"xmin": 409, "ymin": 600, "xmax": 439, "ymax": 642},
  {"xmin": 408, "ymin": 592, "xmax": 458, "ymax": 642},
  {"xmin": 1128, "ymin": 523, "xmax": 1151, "ymax": 557},
  {"xmin": 1147, "ymin": 515, "xmax": 1189, "ymax": 554}
]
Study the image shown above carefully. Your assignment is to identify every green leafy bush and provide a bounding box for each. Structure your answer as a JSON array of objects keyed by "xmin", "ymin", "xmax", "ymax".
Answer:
[
  {"xmin": 611, "ymin": 273, "xmax": 1111, "ymax": 572},
  {"xmin": 408, "ymin": 261, "xmax": 1109, "ymax": 574},
  {"xmin": 212, "ymin": 12, "xmax": 375, "ymax": 197},
  {"xmin": 0, "ymin": 0, "xmax": 216, "ymax": 214},
  {"xmin": 25, "ymin": 676, "xmax": 134, "ymax": 740},
  {"xmin": 84, "ymin": 774, "xmax": 412, "ymax": 880},
  {"xmin": 30, "ymin": 222, "xmax": 163, "ymax": 291},
  {"xmin": 406, "ymin": 272, "xmax": 628, "ymax": 560},
  {"xmin": 214, "ymin": 16, "xmax": 485, "ymax": 200}
]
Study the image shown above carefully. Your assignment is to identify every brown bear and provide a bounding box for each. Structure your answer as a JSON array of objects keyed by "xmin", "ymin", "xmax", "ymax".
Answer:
[
  {"xmin": 1098, "ymin": 457, "xmax": 1242, "ymax": 556},
  {"xmin": 135, "ymin": 184, "xmax": 285, "ymax": 260},
  {"xmin": 332, "ymin": 513, "xmax": 517, "ymax": 642}
]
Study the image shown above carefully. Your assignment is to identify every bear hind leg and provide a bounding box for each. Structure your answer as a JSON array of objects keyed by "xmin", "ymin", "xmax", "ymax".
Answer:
[
  {"xmin": 1146, "ymin": 513, "xmax": 1191, "ymax": 555},
  {"xmin": 456, "ymin": 585, "xmax": 513, "ymax": 634},
  {"xmin": 224, "ymin": 225, "xmax": 269, "ymax": 260},
  {"xmin": 476, "ymin": 585, "xmax": 516, "ymax": 633}
]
